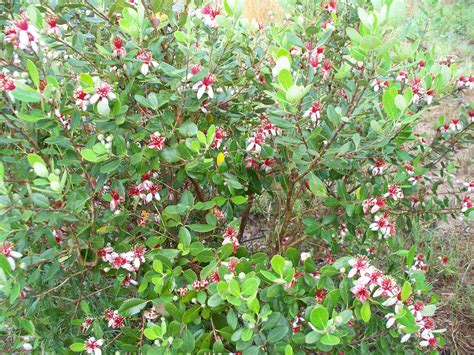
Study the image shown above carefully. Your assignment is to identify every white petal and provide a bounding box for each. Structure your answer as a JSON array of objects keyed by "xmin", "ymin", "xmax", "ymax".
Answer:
[
  {"xmin": 207, "ymin": 86, "xmax": 214, "ymax": 99},
  {"xmin": 197, "ymin": 85, "xmax": 205, "ymax": 99},
  {"xmin": 141, "ymin": 63, "xmax": 149, "ymax": 75},
  {"xmin": 348, "ymin": 268, "xmax": 357, "ymax": 278},
  {"xmin": 8, "ymin": 257, "xmax": 16, "ymax": 270},
  {"xmin": 192, "ymin": 82, "xmax": 200, "ymax": 91},
  {"xmin": 373, "ymin": 288, "xmax": 383, "ymax": 298},
  {"xmin": 400, "ymin": 334, "xmax": 411, "ymax": 343},
  {"xmin": 10, "ymin": 251, "xmax": 22, "ymax": 259},
  {"xmin": 89, "ymin": 94, "xmax": 100, "ymax": 104},
  {"xmin": 386, "ymin": 317, "xmax": 395, "ymax": 328},
  {"xmin": 19, "ymin": 31, "xmax": 29, "ymax": 46}
]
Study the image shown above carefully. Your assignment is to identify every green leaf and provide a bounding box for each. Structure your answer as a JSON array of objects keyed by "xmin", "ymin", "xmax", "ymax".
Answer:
[
  {"xmin": 230, "ymin": 196, "xmax": 247, "ymax": 205},
  {"xmin": 80, "ymin": 73, "xmax": 94, "ymax": 87},
  {"xmin": 174, "ymin": 31, "xmax": 187, "ymax": 43},
  {"xmin": 229, "ymin": 278, "xmax": 240, "ymax": 297},
  {"xmin": 401, "ymin": 281, "xmax": 412, "ymax": 302},
  {"xmin": 320, "ymin": 334, "xmax": 340, "ymax": 346},
  {"xmin": 18, "ymin": 112, "xmax": 45, "ymax": 122},
  {"xmin": 227, "ymin": 309, "xmax": 238, "ymax": 330},
  {"xmin": 308, "ymin": 173, "xmax": 327, "ymax": 198},
  {"xmin": 394, "ymin": 95, "xmax": 407, "ymax": 111},
  {"xmin": 0, "ymin": 254, "xmax": 12, "ymax": 275},
  {"xmin": 361, "ymin": 36, "xmax": 382, "ymax": 50},
  {"xmin": 118, "ymin": 298, "xmax": 148, "ymax": 316},
  {"xmin": 26, "ymin": 59, "xmax": 40, "ymax": 88},
  {"xmin": 370, "ymin": 120, "xmax": 383, "ymax": 134},
  {"xmin": 361, "ymin": 301, "xmax": 371, "ymax": 323},
  {"xmin": 0, "ymin": 162, "xmax": 4, "ymax": 180},
  {"xmin": 178, "ymin": 227, "xmax": 192, "ymax": 247},
  {"xmin": 267, "ymin": 325, "xmax": 288, "ymax": 343},
  {"xmin": 144, "ymin": 328, "xmax": 159, "ymax": 340},
  {"xmin": 310, "ymin": 305, "xmax": 329, "ymax": 328},
  {"xmin": 182, "ymin": 306, "xmax": 200, "ymax": 324},
  {"xmin": 383, "ymin": 89, "xmax": 398, "ymax": 119},
  {"xmin": 81, "ymin": 149, "xmax": 99, "ymax": 163},
  {"xmin": 305, "ymin": 331, "xmax": 320, "ymax": 344},
  {"xmin": 241, "ymin": 328, "xmax": 253, "ymax": 341},
  {"xmin": 179, "ymin": 121, "xmax": 198, "ymax": 137},
  {"xmin": 278, "ymin": 69, "xmax": 293, "ymax": 91},
  {"xmin": 100, "ymin": 159, "xmax": 121, "ymax": 174},
  {"xmin": 242, "ymin": 278, "xmax": 259, "ymax": 297},
  {"xmin": 271, "ymin": 255, "xmax": 285, "ymax": 275},
  {"xmin": 69, "ymin": 343, "xmax": 86, "ymax": 352},
  {"xmin": 97, "ymin": 98, "xmax": 110, "ymax": 116},
  {"xmin": 188, "ymin": 224, "xmax": 216, "ymax": 233},
  {"xmin": 160, "ymin": 147, "xmax": 181, "ymax": 163},
  {"xmin": 153, "ymin": 260, "xmax": 163, "ymax": 273},
  {"xmin": 27, "ymin": 154, "xmax": 45, "ymax": 168},
  {"xmin": 12, "ymin": 82, "xmax": 40, "ymax": 103},
  {"xmin": 206, "ymin": 125, "xmax": 216, "ymax": 146},
  {"xmin": 358, "ymin": 7, "xmax": 373, "ymax": 27},
  {"xmin": 407, "ymin": 246, "xmax": 416, "ymax": 268}
]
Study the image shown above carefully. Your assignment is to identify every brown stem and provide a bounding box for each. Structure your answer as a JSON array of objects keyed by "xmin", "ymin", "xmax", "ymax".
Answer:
[
  {"xmin": 238, "ymin": 194, "xmax": 254, "ymax": 241},
  {"xmin": 188, "ymin": 176, "xmax": 206, "ymax": 202},
  {"xmin": 1, "ymin": 111, "xmax": 49, "ymax": 164}
]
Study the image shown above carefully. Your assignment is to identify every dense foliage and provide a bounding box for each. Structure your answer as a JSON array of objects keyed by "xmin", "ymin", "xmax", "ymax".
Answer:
[{"xmin": 0, "ymin": 0, "xmax": 472, "ymax": 353}]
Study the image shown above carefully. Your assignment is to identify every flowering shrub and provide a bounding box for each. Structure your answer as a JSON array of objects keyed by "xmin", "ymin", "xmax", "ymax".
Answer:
[{"xmin": 0, "ymin": 0, "xmax": 472, "ymax": 353}]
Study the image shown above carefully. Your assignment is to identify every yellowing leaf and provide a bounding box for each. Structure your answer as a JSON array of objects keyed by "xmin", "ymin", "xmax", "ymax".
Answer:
[{"xmin": 217, "ymin": 152, "xmax": 225, "ymax": 166}]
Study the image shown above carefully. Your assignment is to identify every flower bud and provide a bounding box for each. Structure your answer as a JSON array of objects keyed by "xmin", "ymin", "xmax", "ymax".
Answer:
[{"xmin": 33, "ymin": 163, "xmax": 49, "ymax": 178}]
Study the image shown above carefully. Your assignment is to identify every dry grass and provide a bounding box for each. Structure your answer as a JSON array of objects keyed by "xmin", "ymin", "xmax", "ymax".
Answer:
[
  {"xmin": 216, "ymin": 0, "xmax": 284, "ymax": 22},
  {"xmin": 242, "ymin": 0, "xmax": 284, "ymax": 22}
]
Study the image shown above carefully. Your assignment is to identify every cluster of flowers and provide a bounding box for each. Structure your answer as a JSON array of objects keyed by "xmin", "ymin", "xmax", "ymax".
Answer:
[
  {"xmin": 456, "ymin": 75, "xmax": 474, "ymax": 90},
  {"xmin": 147, "ymin": 132, "xmax": 166, "ymax": 151},
  {"xmin": 98, "ymin": 244, "xmax": 146, "ymax": 273},
  {"xmin": 0, "ymin": 72, "xmax": 16, "ymax": 92},
  {"xmin": 103, "ymin": 309, "xmax": 126, "ymax": 329},
  {"xmin": 211, "ymin": 126, "xmax": 227, "ymax": 149},
  {"xmin": 193, "ymin": 3, "xmax": 222, "ymax": 28},
  {"xmin": 129, "ymin": 171, "xmax": 162, "ymax": 204},
  {"xmin": 303, "ymin": 102, "xmax": 323, "ymax": 125},
  {"xmin": 245, "ymin": 117, "xmax": 281, "ymax": 171},
  {"xmin": 85, "ymin": 337, "xmax": 103, "ymax": 354},
  {"xmin": 348, "ymin": 256, "xmax": 440, "ymax": 349},
  {"xmin": 109, "ymin": 190, "xmax": 125, "ymax": 212},
  {"xmin": 185, "ymin": 259, "xmax": 239, "ymax": 294},
  {"xmin": 222, "ymin": 226, "xmax": 240, "ymax": 253},
  {"xmin": 4, "ymin": 16, "xmax": 41, "ymax": 52}
]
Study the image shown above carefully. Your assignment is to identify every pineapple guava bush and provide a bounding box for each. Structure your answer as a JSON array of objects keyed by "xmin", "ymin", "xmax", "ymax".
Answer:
[{"xmin": 0, "ymin": 0, "xmax": 473, "ymax": 353}]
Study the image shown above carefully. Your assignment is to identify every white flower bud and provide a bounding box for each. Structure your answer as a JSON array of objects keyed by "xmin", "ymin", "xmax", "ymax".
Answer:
[
  {"xmin": 238, "ymin": 272, "xmax": 245, "ymax": 280},
  {"xmin": 300, "ymin": 252, "xmax": 311, "ymax": 262},
  {"xmin": 339, "ymin": 267, "xmax": 346, "ymax": 273},
  {"xmin": 33, "ymin": 163, "xmax": 49, "ymax": 178}
]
